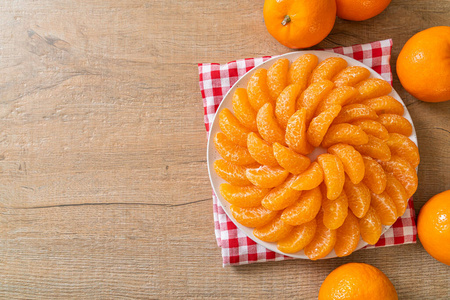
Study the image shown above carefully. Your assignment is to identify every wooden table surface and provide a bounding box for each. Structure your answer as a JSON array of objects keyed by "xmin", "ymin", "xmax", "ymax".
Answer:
[{"xmin": 0, "ymin": 1, "xmax": 449, "ymax": 299}]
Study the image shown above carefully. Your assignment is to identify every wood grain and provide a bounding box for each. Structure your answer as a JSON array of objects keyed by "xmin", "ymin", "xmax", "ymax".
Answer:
[{"xmin": 0, "ymin": 0, "xmax": 448, "ymax": 298}]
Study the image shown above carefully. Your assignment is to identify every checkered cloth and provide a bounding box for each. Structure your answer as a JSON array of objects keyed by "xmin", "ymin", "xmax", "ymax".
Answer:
[{"xmin": 199, "ymin": 39, "xmax": 417, "ymax": 266}]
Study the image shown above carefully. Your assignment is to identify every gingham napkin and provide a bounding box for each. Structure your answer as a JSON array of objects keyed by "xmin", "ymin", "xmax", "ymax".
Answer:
[{"xmin": 199, "ymin": 40, "xmax": 417, "ymax": 266}]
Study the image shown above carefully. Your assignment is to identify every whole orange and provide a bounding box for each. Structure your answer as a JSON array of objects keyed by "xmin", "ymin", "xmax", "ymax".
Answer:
[
  {"xmin": 335, "ymin": 0, "xmax": 391, "ymax": 21},
  {"xmin": 396, "ymin": 26, "xmax": 450, "ymax": 103},
  {"xmin": 263, "ymin": 0, "xmax": 336, "ymax": 49},
  {"xmin": 319, "ymin": 263, "xmax": 398, "ymax": 300},
  {"xmin": 417, "ymin": 190, "xmax": 450, "ymax": 265}
]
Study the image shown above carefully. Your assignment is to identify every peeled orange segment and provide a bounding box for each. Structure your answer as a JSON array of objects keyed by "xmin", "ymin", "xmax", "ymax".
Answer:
[
  {"xmin": 290, "ymin": 162, "xmax": 324, "ymax": 191},
  {"xmin": 354, "ymin": 134, "xmax": 391, "ymax": 161},
  {"xmin": 247, "ymin": 132, "xmax": 279, "ymax": 167},
  {"xmin": 328, "ymin": 143, "xmax": 365, "ymax": 185},
  {"xmin": 304, "ymin": 212, "xmax": 337, "ymax": 260},
  {"xmin": 230, "ymin": 205, "xmax": 278, "ymax": 228},
  {"xmin": 361, "ymin": 96, "xmax": 404, "ymax": 116},
  {"xmin": 317, "ymin": 154, "xmax": 345, "ymax": 200},
  {"xmin": 332, "ymin": 66, "xmax": 371, "ymax": 88},
  {"xmin": 246, "ymin": 165, "xmax": 289, "ymax": 188},
  {"xmin": 315, "ymin": 86, "xmax": 358, "ymax": 116},
  {"xmin": 247, "ymin": 68, "xmax": 274, "ymax": 111},
  {"xmin": 385, "ymin": 133, "xmax": 420, "ymax": 168},
  {"xmin": 281, "ymin": 187, "xmax": 322, "ymax": 226},
  {"xmin": 359, "ymin": 206, "xmax": 382, "ymax": 245},
  {"xmin": 287, "ymin": 54, "xmax": 319, "ymax": 90},
  {"xmin": 261, "ymin": 175, "xmax": 302, "ymax": 211},
  {"xmin": 334, "ymin": 210, "xmax": 361, "ymax": 257},
  {"xmin": 256, "ymin": 103, "xmax": 286, "ymax": 145},
  {"xmin": 214, "ymin": 132, "xmax": 256, "ymax": 166},
  {"xmin": 321, "ymin": 186, "xmax": 349, "ymax": 230},
  {"xmin": 275, "ymin": 84, "xmax": 302, "ymax": 129},
  {"xmin": 355, "ymin": 78, "xmax": 393, "ymax": 102},
  {"xmin": 286, "ymin": 108, "xmax": 314, "ymax": 155},
  {"xmin": 232, "ymin": 88, "xmax": 258, "ymax": 132},
  {"xmin": 309, "ymin": 57, "xmax": 348, "ymax": 84},
  {"xmin": 219, "ymin": 108, "xmax": 252, "ymax": 147},
  {"xmin": 321, "ymin": 123, "xmax": 369, "ymax": 148},
  {"xmin": 351, "ymin": 119, "xmax": 389, "ymax": 140},
  {"xmin": 384, "ymin": 173, "xmax": 409, "ymax": 217},
  {"xmin": 277, "ymin": 219, "xmax": 317, "ymax": 254},
  {"xmin": 297, "ymin": 80, "xmax": 334, "ymax": 123},
  {"xmin": 370, "ymin": 191, "xmax": 398, "ymax": 226},
  {"xmin": 272, "ymin": 142, "xmax": 311, "ymax": 175},
  {"xmin": 267, "ymin": 58, "xmax": 290, "ymax": 101},
  {"xmin": 378, "ymin": 113, "xmax": 413, "ymax": 136},
  {"xmin": 333, "ymin": 103, "xmax": 378, "ymax": 124},
  {"xmin": 219, "ymin": 183, "xmax": 270, "ymax": 208},
  {"xmin": 307, "ymin": 105, "xmax": 342, "ymax": 147},
  {"xmin": 379, "ymin": 155, "xmax": 418, "ymax": 199},
  {"xmin": 361, "ymin": 156, "xmax": 387, "ymax": 194},
  {"xmin": 344, "ymin": 175, "xmax": 371, "ymax": 218},
  {"xmin": 213, "ymin": 159, "xmax": 253, "ymax": 186},
  {"xmin": 253, "ymin": 212, "xmax": 294, "ymax": 243}
]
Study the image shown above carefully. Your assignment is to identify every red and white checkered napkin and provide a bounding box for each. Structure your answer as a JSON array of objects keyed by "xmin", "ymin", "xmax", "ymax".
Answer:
[{"xmin": 199, "ymin": 39, "xmax": 417, "ymax": 266}]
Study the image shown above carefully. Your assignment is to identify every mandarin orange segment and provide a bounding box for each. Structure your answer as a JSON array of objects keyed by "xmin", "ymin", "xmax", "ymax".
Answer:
[
  {"xmin": 378, "ymin": 113, "xmax": 413, "ymax": 136},
  {"xmin": 322, "ymin": 123, "xmax": 369, "ymax": 149},
  {"xmin": 361, "ymin": 96, "xmax": 404, "ymax": 115},
  {"xmin": 213, "ymin": 159, "xmax": 253, "ymax": 186},
  {"xmin": 261, "ymin": 175, "xmax": 302, "ymax": 211},
  {"xmin": 370, "ymin": 191, "xmax": 398, "ymax": 226},
  {"xmin": 247, "ymin": 68, "xmax": 274, "ymax": 111},
  {"xmin": 354, "ymin": 134, "xmax": 391, "ymax": 161},
  {"xmin": 332, "ymin": 66, "xmax": 371, "ymax": 88},
  {"xmin": 384, "ymin": 173, "xmax": 409, "ymax": 217},
  {"xmin": 267, "ymin": 58, "xmax": 290, "ymax": 101},
  {"xmin": 355, "ymin": 78, "xmax": 392, "ymax": 102},
  {"xmin": 232, "ymin": 88, "xmax": 258, "ymax": 132},
  {"xmin": 230, "ymin": 205, "xmax": 278, "ymax": 228},
  {"xmin": 328, "ymin": 143, "xmax": 365, "ymax": 184},
  {"xmin": 309, "ymin": 57, "xmax": 348, "ymax": 84},
  {"xmin": 307, "ymin": 105, "xmax": 342, "ymax": 147},
  {"xmin": 245, "ymin": 165, "xmax": 289, "ymax": 188},
  {"xmin": 253, "ymin": 212, "xmax": 294, "ymax": 243},
  {"xmin": 297, "ymin": 80, "xmax": 334, "ymax": 123},
  {"xmin": 247, "ymin": 132, "xmax": 279, "ymax": 167},
  {"xmin": 287, "ymin": 54, "xmax": 319, "ymax": 90},
  {"xmin": 359, "ymin": 206, "xmax": 382, "ymax": 245},
  {"xmin": 277, "ymin": 219, "xmax": 317, "ymax": 254},
  {"xmin": 332, "ymin": 103, "xmax": 378, "ymax": 124},
  {"xmin": 286, "ymin": 108, "xmax": 314, "ymax": 155},
  {"xmin": 385, "ymin": 133, "xmax": 420, "ymax": 168},
  {"xmin": 344, "ymin": 175, "xmax": 371, "ymax": 218},
  {"xmin": 304, "ymin": 211, "xmax": 337, "ymax": 260},
  {"xmin": 351, "ymin": 119, "xmax": 389, "ymax": 140},
  {"xmin": 281, "ymin": 187, "xmax": 322, "ymax": 226},
  {"xmin": 272, "ymin": 142, "xmax": 311, "ymax": 175},
  {"xmin": 321, "ymin": 186, "xmax": 349, "ymax": 230},
  {"xmin": 256, "ymin": 103, "xmax": 286, "ymax": 145},
  {"xmin": 361, "ymin": 156, "xmax": 387, "ymax": 194},
  {"xmin": 219, "ymin": 108, "xmax": 252, "ymax": 147},
  {"xmin": 290, "ymin": 162, "xmax": 324, "ymax": 191},
  {"xmin": 214, "ymin": 132, "xmax": 256, "ymax": 165},
  {"xmin": 315, "ymin": 86, "xmax": 358, "ymax": 116},
  {"xmin": 317, "ymin": 154, "xmax": 345, "ymax": 200},
  {"xmin": 334, "ymin": 210, "xmax": 360, "ymax": 257},
  {"xmin": 379, "ymin": 155, "xmax": 418, "ymax": 199},
  {"xmin": 275, "ymin": 84, "xmax": 302, "ymax": 129},
  {"xmin": 219, "ymin": 183, "xmax": 270, "ymax": 208}
]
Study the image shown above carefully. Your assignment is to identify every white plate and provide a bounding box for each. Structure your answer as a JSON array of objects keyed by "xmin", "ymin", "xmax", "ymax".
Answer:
[{"xmin": 207, "ymin": 51, "xmax": 417, "ymax": 259}]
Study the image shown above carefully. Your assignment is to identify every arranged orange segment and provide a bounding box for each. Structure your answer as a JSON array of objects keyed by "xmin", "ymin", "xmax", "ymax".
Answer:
[
  {"xmin": 267, "ymin": 58, "xmax": 289, "ymax": 101},
  {"xmin": 272, "ymin": 142, "xmax": 311, "ymax": 175},
  {"xmin": 334, "ymin": 210, "xmax": 360, "ymax": 257},
  {"xmin": 317, "ymin": 154, "xmax": 345, "ymax": 200},
  {"xmin": 328, "ymin": 143, "xmax": 365, "ymax": 184},
  {"xmin": 361, "ymin": 96, "xmax": 404, "ymax": 115},
  {"xmin": 362, "ymin": 156, "xmax": 387, "ymax": 194},
  {"xmin": 281, "ymin": 187, "xmax": 322, "ymax": 226},
  {"xmin": 332, "ymin": 66, "xmax": 371, "ymax": 87},
  {"xmin": 344, "ymin": 175, "xmax": 371, "ymax": 218},
  {"xmin": 277, "ymin": 219, "xmax": 317, "ymax": 254},
  {"xmin": 309, "ymin": 57, "xmax": 348, "ymax": 84},
  {"xmin": 384, "ymin": 173, "xmax": 409, "ymax": 217},
  {"xmin": 359, "ymin": 206, "xmax": 382, "ymax": 245},
  {"xmin": 246, "ymin": 165, "xmax": 289, "ymax": 188},
  {"xmin": 214, "ymin": 132, "xmax": 256, "ymax": 165},
  {"xmin": 307, "ymin": 105, "xmax": 342, "ymax": 147},
  {"xmin": 230, "ymin": 205, "xmax": 278, "ymax": 228},
  {"xmin": 378, "ymin": 113, "xmax": 413, "ymax": 136},
  {"xmin": 354, "ymin": 134, "xmax": 391, "ymax": 161},
  {"xmin": 291, "ymin": 162, "xmax": 324, "ymax": 191},
  {"xmin": 315, "ymin": 86, "xmax": 358, "ymax": 115},
  {"xmin": 256, "ymin": 103, "xmax": 286, "ymax": 145},
  {"xmin": 385, "ymin": 133, "xmax": 420, "ymax": 168},
  {"xmin": 379, "ymin": 155, "xmax": 418, "ymax": 199},
  {"xmin": 351, "ymin": 119, "xmax": 389, "ymax": 140},
  {"xmin": 261, "ymin": 175, "xmax": 302, "ymax": 211},
  {"xmin": 304, "ymin": 211, "xmax": 337, "ymax": 260},
  {"xmin": 333, "ymin": 103, "xmax": 378, "ymax": 124},
  {"xmin": 219, "ymin": 108, "xmax": 252, "ymax": 147},
  {"xmin": 232, "ymin": 88, "xmax": 258, "ymax": 131},
  {"xmin": 297, "ymin": 80, "xmax": 334, "ymax": 123},
  {"xmin": 370, "ymin": 191, "xmax": 398, "ymax": 226},
  {"xmin": 287, "ymin": 54, "xmax": 319, "ymax": 90},
  {"xmin": 247, "ymin": 68, "xmax": 274, "ymax": 111},
  {"xmin": 213, "ymin": 159, "xmax": 253, "ymax": 186},
  {"xmin": 275, "ymin": 84, "xmax": 302, "ymax": 129},
  {"xmin": 321, "ymin": 186, "xmax": 349, "ymax": 230},
  {"xmin": 219, "ymin": 183, "xmax": 270, "ymax": 208},
  {"xmin": 247, "ymin": 132, "xmax": 279, "ymax": 167},
  {"xmin": 286, "ymin": 108, "xmax": 314, "ymax": 155},
  {"xmin": 322, "ymin": 123, "xmax": 369, "ymax": 148},
  {"xmin": 253, "ymin": 212, "xmax": 294, "ymax": 243},
  {"xmin": 355, "ymin": 78, "xmax": 392, "ymax": 102}
]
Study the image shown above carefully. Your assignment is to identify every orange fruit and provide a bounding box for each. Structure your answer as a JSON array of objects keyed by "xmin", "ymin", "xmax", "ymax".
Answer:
[
  {"xmin": 332, "ymin": 66, "xmax": 371, "ymax": 88},
  {"xmin": 219, "ymin": 108, "xmax": 252, "ymax": 147},
  {"xmin": 232, "ymin": 88, "xmax": 258, "ymax": 131},
  {"xmin": 361, "ymin": 156, "xmax": 387, "ymax": 195},
  {"xmin": 213, "ymin": 159, "xmax": 252, "ymax": 186},
  {"xmin": 304, "ymin": 211, "xmax": 337, "ymax": 260},
  {"xmin": 247, "ymin": 132, "xmax": 279, "ymax": 167},
  {"xmin": 370, "ymin": 191, "xmax": 398, "ymax": 226},
  {"xmin": 277, "ymin": 219, "xmax": 317, "ymax": 253},
  {"xmin": 397, "ymin": 26, "xmax": 450, "ymax": 103},
  {"xmin": 256, "ymin": 103, "xmax": 286, "ymax": 145},
  {"xmin": 272, "ymin": 142, "xmax": 311, "ymax": 175},
  {"xmin": 355, "ymin": 78, "xmax": 392, "ymax": 102},
  {"xmin": 287, "ymin": 54, "xmax": 319, "ymax": 90},
  {"xmin": 328, "ymin": 143, "xmax": 365, "ymax": 185},
  {"xmin": 290, "ymin": 161, "xmax": 324, "ymax": 191},
  {"xmin": 263, "ymin": 0, "xmax": 336, "ymax": 49},
  {"xmin": 246, "ymin": 165, "xmax": 289, "ymax": 188},
  {"xmin": 247, "ymin": 69, "xmax": 274, "ymax": 111},
  {"xmin": 334, "ymin": 210, "xmax": 360, "ymax": 257},
  {"xmin": 321, "ymin": 186, "xmax": 349, "ymax": 230},
  {"xmin": 354, "ymin": 134, "xmax": 391, "ymax": 161},
  {"xmin": 385, "ymin": 133, "xmax": 420, "ymax": 168},
  {"xmin": 309, "ymin": 57, "xmax": 348, "ymax": 84},
  {"xmin": 214, "ymin": 132, "xmax": 256, "ymax": 166},
  {"xmin": 267, "ymin": 58, "xmax": 290, "ymax": 101},
  {"xmin": 377, "ymin": 113, "xmax": 413, "ymax": 136},
  {"xmin": 379, "ymin": 155, "xmax": 418, "ymax": 199},
  {"xmin": 344, "ymin": 174, "xmax": 371, "ymax": 218},
  {"xmin": 319, "ymin": 263, "xmax": 398, "ymax": 300},
  {"xmin": 275, "ymin": 84, "xmax": 302, "ymax": 129},
  {"xmin": 219, "ymin": 183, "xmax": 270, "ymax": 208},
  {"xmin": 335, "ymin": 0, "xmax": 392, "ymax": 21},
  {"xmin": 285, "ymin": 108, "xmax": 314, "ymax": 155},
  {"xmin": 333, "ymin": 103, "xmax": 378, "ymax": 124},
  {"xmin": 417, "ymin": 190, "xmax": 450, "ymax": 265},
  {"xmin": 317, "ymin": 154, "xmax": 345, "ymax": 200},
  {"xmin": 281, "ymin": 187, "xmax": 322, "ymax": 225},
  {"xmin": 261, "ymin": 175, "xmax": 302, "ymax": 211},
  {"xmin": 351, "ymin": 119, "xmax": 389, "ymax": 140},
  {"xmin": 307, "ymin": 105, "xmax": 342, "ymax": 147},
  {"xmin": 359, "ymin": 206, "xmax": 382, "ymax": 245},
  {"xmin": 384, "ymin": 173, "xmax": 409, "ymax": 217},
  {"xmin": 253, "ymin": 212, "xmax": 294, "ymax": 242},
  {"xmin": 315, "ymin": 86, "xmax": 358, "ymax": 115},
  {"xmin": 322, "ymin": 123, "xmax": 369, "ymax": 148},
  {"xmin": 230, "ymin": 205, "xmax": 278, "ymax": 228},
  {"xmin": 297, "ymin": 80, "xmax": 334, "ymax": 123},
  {"xmin": 361, "ymin": 96, "xmax": 404, "ymax": 116}
]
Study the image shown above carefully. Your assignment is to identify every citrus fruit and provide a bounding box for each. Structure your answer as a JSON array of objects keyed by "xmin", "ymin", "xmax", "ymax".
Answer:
[
  {"xmin": 317, "ymin": 153, "xmax": 345, "ymax": 200},
  {"xmin": 247, "ymin": 68, "xmax": 274, "ymax": 111},
  {"xmin": 275, "ymin": 84, "xmax": 302, "ymax": 129},
  {"xmin": 247, "ymin": 132, "xmax": 279, "ymax": 167},
  {"xmin": 253, "ymin": 212, "xmax": 294, "ymax": 242},
  {"xmin": 304, "ymin": 211, "xmax": 337, "ymax": 260},
  {"xmin": 214, "ymin": 132, "xmax": 256, "ymax": 166},
  {"xmin": 272, "ymin": 142, "xmax": 311, "ymax": 175},
  {"xmin": 290, "ymin": 162, "xmax": 324, "ymax": 191},
  {"xmin": 359, "ymin": 206, "xmax": 382, "ymax": 245},
  {"xmin": 328, "ymin": 143, "xmax": 365, "ymax": 185},
  {"xmin": 307, "ymin": 105, "xmax": 341, "ymax": 147},
  {"xmin": 334, "ymin": 210, "xmax": 360, "ymax": 257},
  {"xmin": 213, "ymin": 159, "xmax": 253, "ymax": 186},
  {"xmin": 335, "ymin": 0, "xmax": 392, "ymax": 21},
  {"xmin": 267, "ymin": 58, "xmax": 290, "ymax": 101},
  {"xmin": 344, "ymin": 174, "xmax": 371, "ymax": 218},
  {"xmin": 332, "ymin": 66, "xmax": 370, "ymax": 87},
  {"xmin": 309, "ymin": 57, "xmax": 348, "ymax": 84},
  {"xmin": 219, "ymin": 108, "xmax": 252, "ymax": 147},
  {"xmin": 232, "ymin": 88, "xmax": 258, "ymax": 131},
  {"xmin": 287, "ymin": 54, "xmax": 318, "ymax": 90},
  {"xmin": 246, "ymin": 165, "xmax": 289, "ymax": 188},
  {"xmin": 230, "ymin": 205, "xmax": 278, "ymax": 228},
  {"xmin": 220, "ymin": 183, "xmax": 270, "ymax": 208},
  {"xmin": 285, "ymin": 108, "xmax": 314, "ymax": 155},
  {"xmin": 281, "ymin": 187, "xmax": 322, "ymax": 226},
  {"xmin": 257, "ymin": 103, "xmax": 286, "ymax": 145},
  {"xmin": 321, "ymin": 185, "xmax": 349, "ymax": 230},
  {"xmin": 361, "ymin": 156, "xmax": 387, "ymax": 194},
  {"xmin": 277, "ymin": 219, "xmax": 317, "ymax": 253},
  {"xmin": 261, "ymin": 175, "xmax": 302, "ymax": 211}
]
